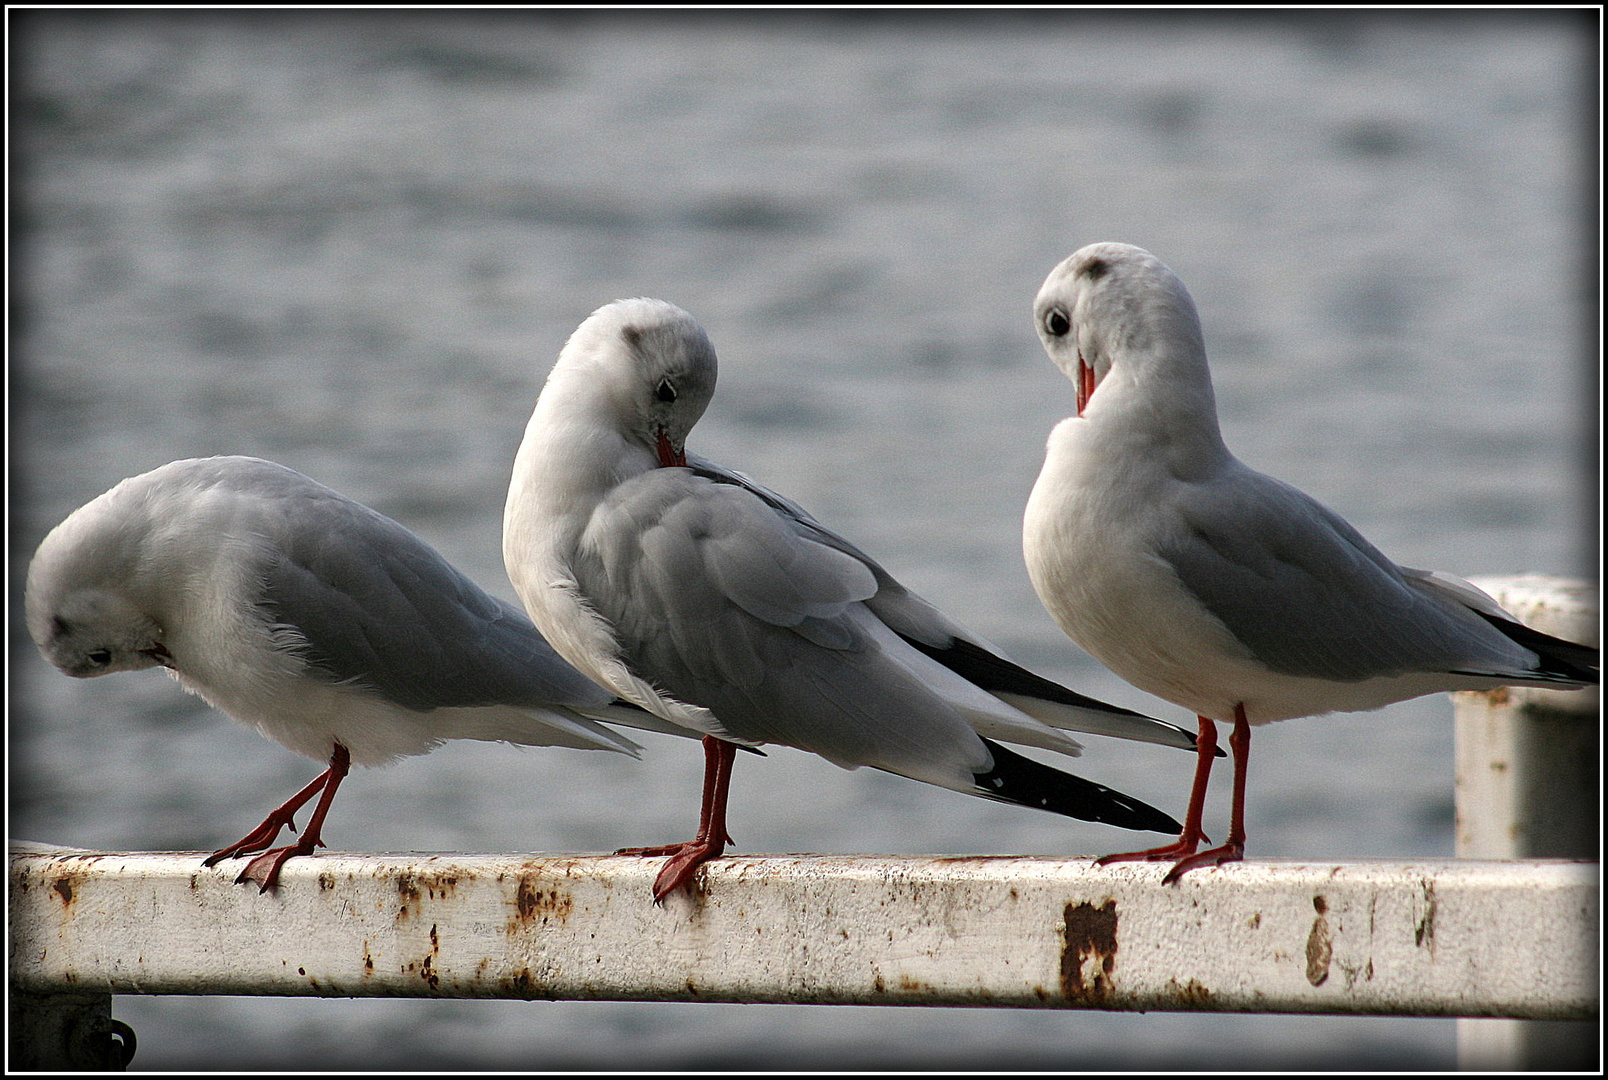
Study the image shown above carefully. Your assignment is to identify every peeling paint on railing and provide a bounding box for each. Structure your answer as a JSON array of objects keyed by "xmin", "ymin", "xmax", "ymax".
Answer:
[{"xmin": 9, "ymin": 845, "xmax": 1596, "ymax": 1021}]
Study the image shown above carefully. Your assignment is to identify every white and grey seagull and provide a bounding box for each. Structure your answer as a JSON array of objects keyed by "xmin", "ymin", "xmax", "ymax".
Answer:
[
  {"xmin": 504, "ymin": 297, "xmax": 1204, "ymax": 902},
  {"xmin": 1024, "ymin": 242, "xmax": 1598, "ymax": 883},
  {"xmin": 25, "ymin": 455, "xmax": 684, "ymax": 890}
]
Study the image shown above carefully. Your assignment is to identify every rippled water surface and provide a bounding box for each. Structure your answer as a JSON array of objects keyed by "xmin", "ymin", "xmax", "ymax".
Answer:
[{"xmin": 9, "ymin": 10, "xmax": 1595, "ymax": 1071}]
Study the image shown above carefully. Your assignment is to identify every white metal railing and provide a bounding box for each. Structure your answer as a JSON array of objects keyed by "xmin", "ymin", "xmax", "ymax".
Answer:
[
  {"xmin": 10, "ymin": 846, "xmax": 1596, "ymax": 1011},
  {"xmin": 8, "ymin": 576, "xmax": 1599, "ymax": 1071}
]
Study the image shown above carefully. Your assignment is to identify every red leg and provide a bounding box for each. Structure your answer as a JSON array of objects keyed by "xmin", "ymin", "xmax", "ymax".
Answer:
[
  {"xmin": 230, "ymin": 743, "xmax": 352, "ymax": 892},
  {"xmin": 1162, "ymin": 704, "xmax": 1250, "ymax": 884},
  {"xmin": 203, "ymin": 768, "xmax": 333, "ymax": 867},
  {"xmin": 616, "ymin": 735, "xmax": 738, "ymax": 902},
  {"xmin": 1097, "ymin": 714, "xmax": 1217, "ymax": 866}
]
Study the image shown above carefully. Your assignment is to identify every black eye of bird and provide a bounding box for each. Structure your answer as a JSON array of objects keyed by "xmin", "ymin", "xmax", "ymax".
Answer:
[
  {"xmin": 655, "ymin": 379, "xmax": 677, "ymax": 404},
  {"xmin": 1045, "ymin": 308, "xmax": 1071, "ymax": 337},
  {"xmin": 87, "ymin": 649, "xmax": 112, "ymax": 667}
]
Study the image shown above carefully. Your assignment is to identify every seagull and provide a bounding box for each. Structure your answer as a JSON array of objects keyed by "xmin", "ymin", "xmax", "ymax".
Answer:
[
  {"xmin": 24, "ymin": 455, "xmax": 684, "ymax": 890},
  {"xmin": 1023, "ymin": 242, "xmax": 1599, "ymax": 883},
  {"xmin": 504, "ymin": 297, "xmax": 1204, "ymax": 902}
]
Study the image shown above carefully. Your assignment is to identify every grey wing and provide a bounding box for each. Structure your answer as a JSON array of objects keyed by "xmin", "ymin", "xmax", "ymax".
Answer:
[
  {"xmin": 685, "ymin": 453, "xmax": 888, "ymax": 575},
  {"xmin": 246, "ymin": 474, "xmax": 614, "ymax": 714},
  {"xmin": 578, "ymin": 469, "xmax": 992, "ymax": 787},
  {"xmin": 1160, "ymin": 466, "xmax": 1525, "ymax": 682},
  {"xmin": 1398, "ymin": 568, "xmax": 1599, "ymax": 684},
  {"xmin": 685, "ymin": 454, "xmax": 1197, "ymax": 751}
]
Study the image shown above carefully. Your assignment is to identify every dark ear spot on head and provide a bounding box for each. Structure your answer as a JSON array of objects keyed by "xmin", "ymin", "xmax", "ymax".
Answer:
[
  {"xmin": 1082, "ymin": 258, "xmax": 1109, "ymax": 281},
  {"xmin": 621, "ymin": 325, "xmax": 642, "ymax": 351},
  {"xmin": 52, "ymin": 615, "xmax": 71, "ymax": 641}
]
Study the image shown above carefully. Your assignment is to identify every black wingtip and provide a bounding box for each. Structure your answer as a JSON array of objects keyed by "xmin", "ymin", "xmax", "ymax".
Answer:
[
  {"xmin": 900, "ymin": 633, "xmax": 1158, "ymax": 720},
  {"xmin": 1471, "ymin": 611, "xmax": 1600, "ymax": 684},
  {"xmin": 900, "ymin": 632, "xmax": 1217, "ymax": 755},
  {"xmin": 972, "ymin": 738, "xmax": 1182, "ymax": 835}
]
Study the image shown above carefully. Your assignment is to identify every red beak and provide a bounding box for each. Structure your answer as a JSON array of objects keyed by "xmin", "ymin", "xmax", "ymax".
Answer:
[
  {"xmin": 1076, "ymin": 353, "xmax": 1096, "ymax": 416},
  {"xmin": 656, "ymin": 428, "xmax": 686, "ymax": 468}
]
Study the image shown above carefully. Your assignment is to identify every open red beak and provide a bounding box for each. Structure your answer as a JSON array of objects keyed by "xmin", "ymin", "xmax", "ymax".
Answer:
[
  {"xmin": 656, "ymin": 428, "xmax": 686, "ymax": 468},
  {"xmin": 1076, "ymin": 353, "xmax": 1096, "ymax": 416}
]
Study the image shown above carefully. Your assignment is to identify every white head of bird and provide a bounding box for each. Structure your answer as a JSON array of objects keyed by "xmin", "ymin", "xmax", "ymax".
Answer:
[
  {"xmin": 1032, "ymin": 242, "xmax": 1226, "ymax": 471},
  {"xmin": 528, "ymin": 297, "xmax": 719, "ymax": 477}
]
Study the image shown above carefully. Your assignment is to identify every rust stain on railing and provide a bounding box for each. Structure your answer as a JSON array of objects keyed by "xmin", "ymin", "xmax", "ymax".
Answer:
[{"xmin": 1060, "ymin": 899, "xmax": 1118, "ymax": 1004}]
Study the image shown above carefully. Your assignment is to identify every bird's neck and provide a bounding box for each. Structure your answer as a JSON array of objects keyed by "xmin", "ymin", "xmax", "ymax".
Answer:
[
  {"xmin": 1090, "ymin": 332, "xmax": 1230, "ymax": 483},
  {"xmin": 504, "ymin": 394, "xmax": 655, "ymax": 589}
]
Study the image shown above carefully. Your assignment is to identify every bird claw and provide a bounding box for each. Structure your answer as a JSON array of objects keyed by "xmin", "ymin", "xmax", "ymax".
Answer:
[
  {"xmin": 1160, "ymin": 841, "xmax": 1244, "ymax": 885},
  {"xmin": 649, "ymin": 842, "xmax": 725, "ymax": 904},
  {"xmin": 204, "ymin": 833, "xmax": 279, "ymax": 866},
  {"xmin": 234, "ymin": 849, "xmax": 290, "ymax": 892},
  {"xmin": 615, "ymin": 842, "xmax": 686, "ymax": 858},
  {"xmin": 1095, "ymin": 832, "xmax": 1208, "ymax": 868},
  {"xmin": 232, "ymin": 840, "xmax": 321, "ymax": 893},
  {"xmin": 204, "ymin": 812, "xmax": 304, "ymax": 866},
  {"xmin": 616, "ymin": 838, "xmax": 729, "ymax": 903},
  {"xmin": 616, "ymin": 830, "xmax": 734, "ymax": 861}
]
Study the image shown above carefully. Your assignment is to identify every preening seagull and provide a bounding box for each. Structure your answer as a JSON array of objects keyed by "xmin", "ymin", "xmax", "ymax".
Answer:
[
  {"xmin": 25, "ymin": 456, "xmax": 680, "ymax": 890},
  {"xmin": 504, "ymin": 297, "xmax": 1203, "ymax": 902},
  {"xmin": 1023, "ymin": 242, "xmax": 1598, "ymax": 882}
]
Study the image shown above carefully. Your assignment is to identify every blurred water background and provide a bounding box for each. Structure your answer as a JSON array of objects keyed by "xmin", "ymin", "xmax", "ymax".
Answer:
[{"xmin": 8, "ymin": 10, "xmax": 1596, "ymax": 1072}]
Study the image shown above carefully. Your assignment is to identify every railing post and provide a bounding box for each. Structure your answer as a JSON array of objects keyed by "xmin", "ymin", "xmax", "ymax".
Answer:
[
  {"xmin": 8, "ymin": 992, "xmax": 123, "ymax": 1071},
  {"xmin": 1452, "ymin": 575, "xmax": 1599, "ymax": 1072}
]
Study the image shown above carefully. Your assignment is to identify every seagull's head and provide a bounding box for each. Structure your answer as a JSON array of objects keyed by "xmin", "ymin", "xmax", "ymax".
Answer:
[
  {"xmin": 550, "ymin": 297, "xmax": 718, "ymax": 468},
  {"xmin": 1033, "ymin": 242, "xmax": 1206, "ymax": 417},
  {"xmin": 26, "ymin": 512, "xmax": 173, "ymax": 679}
]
